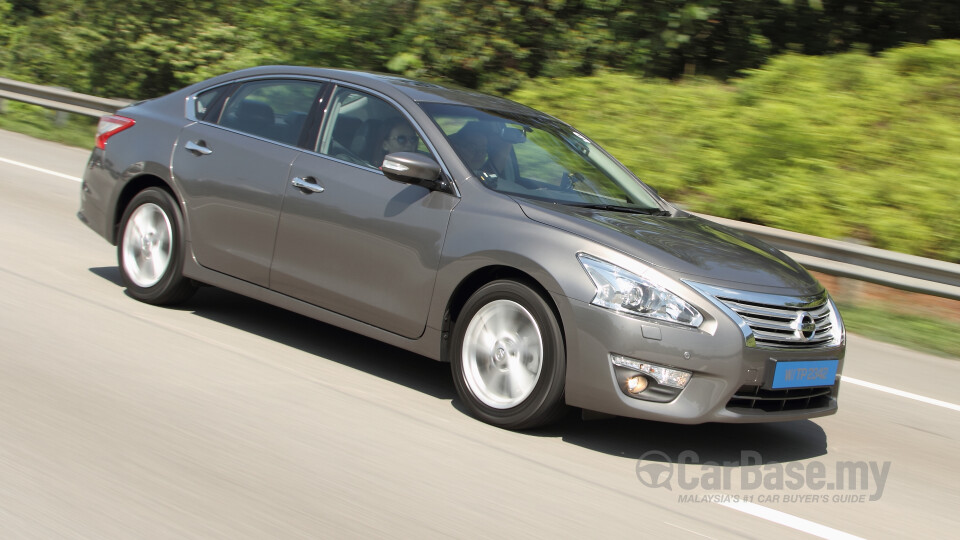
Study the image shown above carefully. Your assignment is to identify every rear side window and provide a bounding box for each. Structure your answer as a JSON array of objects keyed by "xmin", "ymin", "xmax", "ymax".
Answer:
[
  {"xmin": 217, "ymin": 80, "xmax": 325, "ymax": 146},
  {"xmin": 194, "ymin": 86, "xmax": 228, "ymax": 121}
]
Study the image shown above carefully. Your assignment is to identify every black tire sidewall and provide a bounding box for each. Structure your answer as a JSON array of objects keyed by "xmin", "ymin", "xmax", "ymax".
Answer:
[
  {"xmin": 117, "ymin": 187, "xmax": 191, "ymax": 305},
  {"xmin": 451, "ymin": 280, "xmax": 566, "ymax": 429}
]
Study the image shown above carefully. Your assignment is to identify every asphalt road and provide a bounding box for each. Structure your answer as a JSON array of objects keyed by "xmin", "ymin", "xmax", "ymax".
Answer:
[{"xmin": 1, "ymin": 128, "xmax": 958, "ymax": 539}]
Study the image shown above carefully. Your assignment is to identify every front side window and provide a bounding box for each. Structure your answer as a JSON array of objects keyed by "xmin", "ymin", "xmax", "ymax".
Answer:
[
  {"xmin": 317, "ymin": 87, "xmax": 432, "ymax": 169},
  {"xmin": 218, "ymin": 80, "xmax": 324, "ymax": 145},
  {"xmin": 423, "ymin": 103, "xmax": 662, "ymax": 210}
]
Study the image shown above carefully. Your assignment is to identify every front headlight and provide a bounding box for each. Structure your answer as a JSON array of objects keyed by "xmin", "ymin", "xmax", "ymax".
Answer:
[{"xmin": 577, "ymin": 254, "xmax": 703, "ymax": 327}]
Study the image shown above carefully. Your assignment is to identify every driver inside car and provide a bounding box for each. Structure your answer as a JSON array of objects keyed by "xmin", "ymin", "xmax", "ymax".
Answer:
[
  {"xmin": 377, "ymin": 118, "xmax": 420, "ymax": 166},
  {"xmin": 449, "ymin": 122, "xmax": 489, "ymax": 175}
]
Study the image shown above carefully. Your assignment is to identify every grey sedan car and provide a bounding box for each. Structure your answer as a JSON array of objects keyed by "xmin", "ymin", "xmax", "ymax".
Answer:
[{"xmin": 79, "ymin": 66, "xmax": 845, "ymax": 429}]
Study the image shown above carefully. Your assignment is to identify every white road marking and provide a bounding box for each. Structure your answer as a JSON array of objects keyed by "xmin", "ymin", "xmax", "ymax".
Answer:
[
  {"xmin": 843, "ymin": 376, "xmax": 960, "ymax": 412},
  {"xmin": 719, "ymin": 501, "xmax": 864, "ymax": 540},
  {"xmin": 0, "ymin": 156, "xmax": 82, "ymax": 182},
  {"xmin": 2, "ymin": 141, "xmax": 957, "ymax": 538}
]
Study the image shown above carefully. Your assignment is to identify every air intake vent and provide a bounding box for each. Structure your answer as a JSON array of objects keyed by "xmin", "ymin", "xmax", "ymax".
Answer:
[{"xmin": 727, "ymin": 385, "xmax": 833, "ymax": 412}]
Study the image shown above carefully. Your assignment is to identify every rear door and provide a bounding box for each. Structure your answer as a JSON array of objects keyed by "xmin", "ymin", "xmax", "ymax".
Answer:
[
  {"xmin": 269, "ymin": 86, "xmax": 457, "ymax": 338},
  {"xmin": 173, "ymin": 79, "xmax": 326, "ymax": 286}
]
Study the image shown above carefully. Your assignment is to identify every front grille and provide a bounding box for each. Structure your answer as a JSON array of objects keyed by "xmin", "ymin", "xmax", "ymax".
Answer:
[
  {"xmin": 727, "ymin": 385, "xmax": 833, "ymax": 412},
  {"xmin": 716, "ymin": 295, "xmax": 838, "ymax": 350}
]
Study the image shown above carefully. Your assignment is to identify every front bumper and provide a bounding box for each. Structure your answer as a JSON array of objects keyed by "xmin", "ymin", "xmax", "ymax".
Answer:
[{"xmin": 558, "ymin": 295, "xmax": 844, "ymax": 424}]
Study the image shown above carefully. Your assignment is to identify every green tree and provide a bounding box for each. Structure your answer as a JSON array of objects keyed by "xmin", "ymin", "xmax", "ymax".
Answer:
[
  {"xmin": 239, "ymin": 0, "xmax": 416, "ymax": 71},
  {"xmin": 390, "ymin": 0, "xmax": 609, "ymax": 92},
  {"xmin": 82, "ymin": 0, "xmax": 274, "ymax": 98}
]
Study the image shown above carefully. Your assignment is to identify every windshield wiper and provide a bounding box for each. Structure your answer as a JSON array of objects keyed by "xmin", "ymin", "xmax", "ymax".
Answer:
[{"xmin": 564, "ymin": 202, "xmax": 671, "ymax": 216}]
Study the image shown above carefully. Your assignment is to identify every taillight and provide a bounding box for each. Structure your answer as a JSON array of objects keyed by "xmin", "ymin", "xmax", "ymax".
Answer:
[{"xmin": 95, "ymin": 115, "xmax": 136, "ymax": 150}]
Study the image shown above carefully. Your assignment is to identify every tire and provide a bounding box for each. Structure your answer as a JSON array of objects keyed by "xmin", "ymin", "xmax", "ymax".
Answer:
[
  {"xmin": 451, "ymin": 280, "xmax": 567, "ymax": 429},
  {"xmin": 117, "ymin": 187, "xmax": 196, "ymax": 305}
]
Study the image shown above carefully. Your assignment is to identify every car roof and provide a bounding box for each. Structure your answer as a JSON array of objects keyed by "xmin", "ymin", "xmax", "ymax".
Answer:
[{"xmin": 203, "ymin": 65, "xmax": 546, "ymax": 117}]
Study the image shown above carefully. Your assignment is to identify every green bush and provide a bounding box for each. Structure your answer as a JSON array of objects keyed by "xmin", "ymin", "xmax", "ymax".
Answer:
[{"xmin": 511, "ymin": 40, "xmax": 960, "ymax": 263}]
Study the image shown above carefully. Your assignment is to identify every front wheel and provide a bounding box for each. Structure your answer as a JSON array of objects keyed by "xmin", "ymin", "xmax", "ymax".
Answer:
[
  {"xmin": 451, "ymin": 280, "xmax": 567, "ymax": 429},
  {"xmin": 117, "ymin": 187, "xmax": 196, "ymax": 305}
]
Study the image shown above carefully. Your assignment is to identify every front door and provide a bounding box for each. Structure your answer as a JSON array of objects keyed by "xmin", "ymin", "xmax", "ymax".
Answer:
[{"xmin": 270, "ymin": 87, "xmax": 457, "ymax": 338}]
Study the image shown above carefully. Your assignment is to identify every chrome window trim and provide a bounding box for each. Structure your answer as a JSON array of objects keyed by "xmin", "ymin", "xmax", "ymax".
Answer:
[
  {"xmin": 184, "ymin": 75, "xmax": 329, "ymax": 123},
  {"xmin": 182, "ymin": 75, "xmax": 459, "ymax": 198}
]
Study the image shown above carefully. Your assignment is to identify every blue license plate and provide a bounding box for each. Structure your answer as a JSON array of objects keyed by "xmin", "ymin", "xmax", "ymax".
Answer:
[{"xmin": 771, "ymin": 360, "xmax": 838, "ymax": 389}]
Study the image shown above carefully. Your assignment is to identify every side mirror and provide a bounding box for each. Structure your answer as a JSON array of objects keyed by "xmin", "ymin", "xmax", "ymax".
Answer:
[{"xmin": 381, "ymin": 152, "xmax": 448, "ymax": 191}]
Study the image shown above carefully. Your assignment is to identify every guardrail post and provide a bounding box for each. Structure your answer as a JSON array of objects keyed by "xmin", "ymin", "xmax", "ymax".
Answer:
[{"xmin": 53, "ymin": 87, "xmax": 69, "ymax": 126}]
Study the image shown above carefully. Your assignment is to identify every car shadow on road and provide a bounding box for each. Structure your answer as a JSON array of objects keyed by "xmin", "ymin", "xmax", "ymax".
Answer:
[
  {"xmin": 179, "ymin": 282, "xmax": 455, "ymax": 402},
  {"xmin": 90, "ymin": 267, "xmax": 830, "ymax": 464},
  {"xmin": 90, "ymin": 266, "xmax": 124, "ymax": 286},
  {"xmin": 89, "ymin": 266, "xmax": 454, "ymax": 400},
  {"xmin": 547, "ymin": 414, "xmax": 828, "ymax": 464}
]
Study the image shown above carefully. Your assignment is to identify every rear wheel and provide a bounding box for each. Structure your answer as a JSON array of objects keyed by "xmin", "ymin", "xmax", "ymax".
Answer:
[
  {"xmin": 451, "ymin": 280, "xmax": 567, "ymax": 429},
  {"xmin": 118, "ymin": 187, "xmax": 196, "ymax": 305}
]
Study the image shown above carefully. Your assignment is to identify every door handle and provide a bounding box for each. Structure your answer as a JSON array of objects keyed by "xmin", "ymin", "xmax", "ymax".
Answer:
[
  {"xmin": 185, "ymin": 140, "xmax": 213, "ymax": 156},
  {"xmin": 291, "ymin": 176, "xmax": 325, "ymax": 194}
]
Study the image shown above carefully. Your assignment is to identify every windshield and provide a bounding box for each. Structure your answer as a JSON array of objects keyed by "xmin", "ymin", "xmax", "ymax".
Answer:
[{"xmin": 422, "ymin": 103, "xmax": 662, "ymax": 210}]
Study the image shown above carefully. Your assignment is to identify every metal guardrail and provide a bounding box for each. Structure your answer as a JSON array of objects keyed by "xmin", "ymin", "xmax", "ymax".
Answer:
[
  {"xmin": 2, "ymin": 77, "xmax": 959, "ymax": 301},
  {"xmin": 0, "ymin": 77, "xmax": 132, "ymax": 117},
  {"xmin": 698, "ymin": 215, "xmax": 960, "ymax": 301}
]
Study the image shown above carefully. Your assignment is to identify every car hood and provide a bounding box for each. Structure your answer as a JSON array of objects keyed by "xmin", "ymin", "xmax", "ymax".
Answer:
[{"xmin": 517, "ymin": 199, "xmax": 821, "ymax": 294}]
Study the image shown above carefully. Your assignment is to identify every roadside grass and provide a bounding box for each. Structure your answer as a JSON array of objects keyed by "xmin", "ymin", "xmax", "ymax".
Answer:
[
  {"xmin": 837, "ymin": 303, "xmax": 960, "ymax": 360},
  {"xmin": 513, "ymin": 41, "xmax": 960, "ymax": 265},
  {"xmin": 0, "ymin": 100, "xmax": 97, "ymax": 149}
]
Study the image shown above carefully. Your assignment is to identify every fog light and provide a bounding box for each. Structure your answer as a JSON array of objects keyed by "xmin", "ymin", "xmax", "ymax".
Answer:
[
  {"xmin": 611, "ymin": 354, "xmax": 692, "ymax": 389},
  {"xmin": 626, "ymin": 375, "xmax": 648, "ymax": 394}
]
